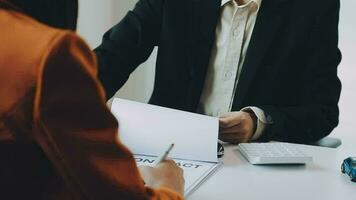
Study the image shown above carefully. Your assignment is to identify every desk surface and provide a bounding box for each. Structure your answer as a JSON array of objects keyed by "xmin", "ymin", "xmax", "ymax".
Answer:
[{"xmin": 189, "ymin": 142, "xmax": 356, "ymax": 200}]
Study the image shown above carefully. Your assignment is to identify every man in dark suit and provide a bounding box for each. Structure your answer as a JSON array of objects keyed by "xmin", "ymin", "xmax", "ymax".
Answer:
[{"xmin": 95, "ymin": 0, "xmax": 342, "ymax": 144}]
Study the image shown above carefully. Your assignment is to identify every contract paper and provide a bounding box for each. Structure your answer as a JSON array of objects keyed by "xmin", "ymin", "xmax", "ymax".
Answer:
[
  {"xmin": 135, "ymin": 155, "xmax": 221, "ymax": 197},
  {"xmin": 111, "ymin": 98, "xmax": 221, "ymax": 196}
]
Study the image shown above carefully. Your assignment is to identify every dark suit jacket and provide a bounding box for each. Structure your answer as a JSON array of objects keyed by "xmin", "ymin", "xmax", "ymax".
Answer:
[{"xmin": 95, "ymin": 0, "xmax": 342, "ymax": 144}]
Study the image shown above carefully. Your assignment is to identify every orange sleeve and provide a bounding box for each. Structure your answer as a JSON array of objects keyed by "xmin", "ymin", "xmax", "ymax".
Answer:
[{"xmin": 32, "ymin": 31, "xmax": 183, "ymax": 200}]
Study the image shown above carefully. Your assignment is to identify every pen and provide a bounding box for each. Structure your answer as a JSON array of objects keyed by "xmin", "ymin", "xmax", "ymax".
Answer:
[{"xmin": 153, "ymin": 143, "xmax": 175, "ymax": 165}]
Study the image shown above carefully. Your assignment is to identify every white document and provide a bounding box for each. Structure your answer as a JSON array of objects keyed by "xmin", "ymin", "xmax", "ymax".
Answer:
[
  {"xmin": 111, "ymin": 98, "xmax": 222, "ymax": 196},
  {"xmin": 135, "ymin": 155, "xmax": 221, "ymax": 197}
]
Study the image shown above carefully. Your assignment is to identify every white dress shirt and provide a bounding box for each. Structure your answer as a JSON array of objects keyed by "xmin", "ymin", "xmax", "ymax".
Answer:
[{"xmin": 198, "ymin": 0, "xmax": 270, "ymax": 140}]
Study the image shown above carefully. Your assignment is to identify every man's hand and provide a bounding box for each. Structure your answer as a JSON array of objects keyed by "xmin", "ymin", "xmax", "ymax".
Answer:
[
  {"xmin": 139, "ymin": 160, "xmax": 185, "ymax": 195},
  {"xmin": 219, "ymin": 111, "xmax": 257, "ymax": 143}
]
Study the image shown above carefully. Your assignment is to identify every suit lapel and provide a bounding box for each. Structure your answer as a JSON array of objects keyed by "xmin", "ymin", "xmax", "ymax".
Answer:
[
  {"xmin": 188, "ymin": 0, "xmax": 221, "ymax": 109},
  {"xmin": 232, "ymin": 0, "xmax": 289, "ymax": 109},
  {"xmin": 192, "ymin": 0, "xmax": 221, "ymax": 42}
]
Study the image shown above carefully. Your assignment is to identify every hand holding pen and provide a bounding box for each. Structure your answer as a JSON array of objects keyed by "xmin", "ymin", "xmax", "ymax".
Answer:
[
  {"xmin": 153, "ymin": 143, "xmax": 175, "ymax": 165},
  {"xmin": 138, "ymin": 143, "xmax": 185, "ymax": 195}
]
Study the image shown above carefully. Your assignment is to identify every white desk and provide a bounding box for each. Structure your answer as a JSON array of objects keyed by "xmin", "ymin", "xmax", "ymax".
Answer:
[{"xmin": 189, "ymin": 143, "xmax": 356, "ymax": 200}]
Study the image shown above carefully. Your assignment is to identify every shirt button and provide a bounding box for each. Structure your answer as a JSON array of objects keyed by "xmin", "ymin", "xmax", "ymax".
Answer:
[
  {"xmin": 267, "ymin": 115, "xmax": 274, "ymax": 124},
  {"xmin": 224, "ymin": 71, "xmax": 233, "ymax": 79},
  {"xmin": 233, "ymin": 29, "xmax": 239, "ymax": 37}
]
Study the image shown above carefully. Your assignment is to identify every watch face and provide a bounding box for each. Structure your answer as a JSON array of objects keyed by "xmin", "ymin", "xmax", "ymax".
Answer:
[{"xmin": 217, "ymin": 142, "xmax": 224, "ymax": 158}]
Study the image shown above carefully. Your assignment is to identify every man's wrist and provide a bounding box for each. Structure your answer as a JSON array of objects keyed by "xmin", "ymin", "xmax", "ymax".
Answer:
[
  {"xmin": 243, "ymin": 110, "xmax": 258, "ymax": 135},
  {"xmin": 241, "ymin": 106, "xmax": 270, "ymax": 140}
]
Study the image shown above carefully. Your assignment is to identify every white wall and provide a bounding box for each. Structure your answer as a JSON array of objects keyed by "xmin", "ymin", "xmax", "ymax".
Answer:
[{"xmin": 77, "ymin": 0, "xmax": 356, "ymax": 139}]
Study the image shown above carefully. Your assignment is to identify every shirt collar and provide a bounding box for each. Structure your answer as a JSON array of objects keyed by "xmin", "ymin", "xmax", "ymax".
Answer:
[{"xmin": 221, "ymin": 0, "xmax": 262, "ymax": 7}]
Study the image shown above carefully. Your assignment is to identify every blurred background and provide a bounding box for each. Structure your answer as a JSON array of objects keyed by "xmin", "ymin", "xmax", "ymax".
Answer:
[{"xmin": 77, "ymin": 0, "xmax": 355, "ymax": 144}]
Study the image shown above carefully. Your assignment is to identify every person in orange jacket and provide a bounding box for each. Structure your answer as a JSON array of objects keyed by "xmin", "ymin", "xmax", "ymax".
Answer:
[{"xmin": 0, "ymin": 0, "xmax": 184, "ymax": 199}]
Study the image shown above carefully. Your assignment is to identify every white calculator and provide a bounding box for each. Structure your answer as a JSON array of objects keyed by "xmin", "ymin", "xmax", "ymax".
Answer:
[{"xmin": 238, "ymin": 143, "xmax": 313, "ymax": 165}]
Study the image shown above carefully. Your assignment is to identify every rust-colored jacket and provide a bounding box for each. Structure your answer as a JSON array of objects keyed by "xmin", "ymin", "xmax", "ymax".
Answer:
[{"xmin": 0, "ymin": 8, "xmax": 182, "ymax": 200}]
